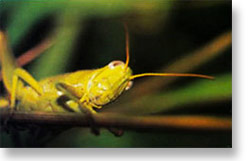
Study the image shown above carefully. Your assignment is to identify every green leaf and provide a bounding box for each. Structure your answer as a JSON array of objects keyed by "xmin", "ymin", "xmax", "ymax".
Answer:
[
  {"xmin": 108, "ymin": 74, "xmax": 232, "ymax": 114},
  {"xmin": 5, "ymin": 1, "xmax": 58, "ymax": 47}
]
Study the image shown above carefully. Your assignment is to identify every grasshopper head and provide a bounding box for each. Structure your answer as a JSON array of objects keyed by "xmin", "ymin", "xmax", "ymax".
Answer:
[{"xmin": 87, "ymin": 60, "xmax": 133, "ymax": 106}]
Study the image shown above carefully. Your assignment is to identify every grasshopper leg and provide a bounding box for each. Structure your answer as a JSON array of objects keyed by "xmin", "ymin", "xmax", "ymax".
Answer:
[
  {"xmin": 55, "ymin": 82, "xmax": 125, "ymax": 136},
  {"xmin": 55, "ymin": 82, "xmax": 100, "ymax": 135},
  {"xmin": 10, "ymin": 68, "xmax": 43, "ymax": 108}
]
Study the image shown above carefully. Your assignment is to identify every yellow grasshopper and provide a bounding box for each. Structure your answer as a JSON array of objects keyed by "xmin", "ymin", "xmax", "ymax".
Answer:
[{"xmin": 0, "ymin": 25, "xmax": 213, "ymax": 115}]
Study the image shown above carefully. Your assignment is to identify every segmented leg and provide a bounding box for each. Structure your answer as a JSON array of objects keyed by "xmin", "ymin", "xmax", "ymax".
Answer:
[
  {"xmin": 10, "ymin": 68, "xmax": 43, "ymax": 108},
  {"xmin": 55, "ymin": 82, "xmax": 100, "ymax": 135},
  {"xmin": 55, "ymin": 82, "xmax": 125, "ymax": 136},
  {"xmin": 55, "ymin": 82, "xmax": 97, "ymax": 114}
]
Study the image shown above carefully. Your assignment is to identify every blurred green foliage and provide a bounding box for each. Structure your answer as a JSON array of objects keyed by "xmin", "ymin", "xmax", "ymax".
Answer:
[
  {"xmin": 0, "ymin": 0, "xmax": 231, "ymax": 147},
  {"xmin": 110, "ymin": 74, "xmax": 231, "ymax": 115}
]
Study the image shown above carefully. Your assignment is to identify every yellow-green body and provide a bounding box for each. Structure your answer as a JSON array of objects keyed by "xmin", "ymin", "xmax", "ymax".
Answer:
[
  {"xmin": 16, "ymin": 70, "xmax": 94, "ymax": 112},
  {"xmin": 16, "ymin": 65, "xmax": 132, "ymax": 113},
  {"xmin": 0, "ymin": 32, "xmax": 133, "ymax": 113}
]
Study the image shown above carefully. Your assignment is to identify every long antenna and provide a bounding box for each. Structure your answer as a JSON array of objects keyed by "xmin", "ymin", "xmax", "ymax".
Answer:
[
  {"xmin": 122, "ymin": 23, "xmax": 214, "ymax": 81},
  {"xmin": 124, "ymin": 22, "xmax": 130, "ymax": 69},
  {"xmin": 130, "ymin": 73, "xmax": 214, "ymax": 80}
]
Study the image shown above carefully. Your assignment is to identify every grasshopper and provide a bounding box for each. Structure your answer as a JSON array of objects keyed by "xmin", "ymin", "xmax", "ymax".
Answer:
[{"xmin": 0, "ymin": 25, "xmax": 213, "ymax": 116}]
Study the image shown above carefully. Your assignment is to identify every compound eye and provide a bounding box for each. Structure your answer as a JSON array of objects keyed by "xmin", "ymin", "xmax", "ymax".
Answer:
[
  {"xmin": 108, "ymin": 61, "xmax": 124, "ymax": 69},
  {"xmin": 125, "ymin": 81, "xmax": 133, "ymax": 91}
]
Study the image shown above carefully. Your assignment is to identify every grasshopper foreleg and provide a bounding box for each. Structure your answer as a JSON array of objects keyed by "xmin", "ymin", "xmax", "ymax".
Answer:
[{"xmin": 55, "ymin": 82, "xmax": 100, "ymax": 135}]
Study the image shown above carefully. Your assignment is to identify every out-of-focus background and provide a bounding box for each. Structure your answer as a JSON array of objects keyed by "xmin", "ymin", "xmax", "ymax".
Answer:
[{"xmin": 0, "ymin": 0, "xmax": 231, "ymax": 147}]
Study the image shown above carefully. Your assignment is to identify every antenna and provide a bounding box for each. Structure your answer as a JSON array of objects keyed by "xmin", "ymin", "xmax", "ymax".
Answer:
[
  {"xmin": 130, "ymin": 73, "xmax": 214, "ymax": 80},
  {"xmin": 124, "ymin": 22, "xmax": 130, "ymax": 69}
]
